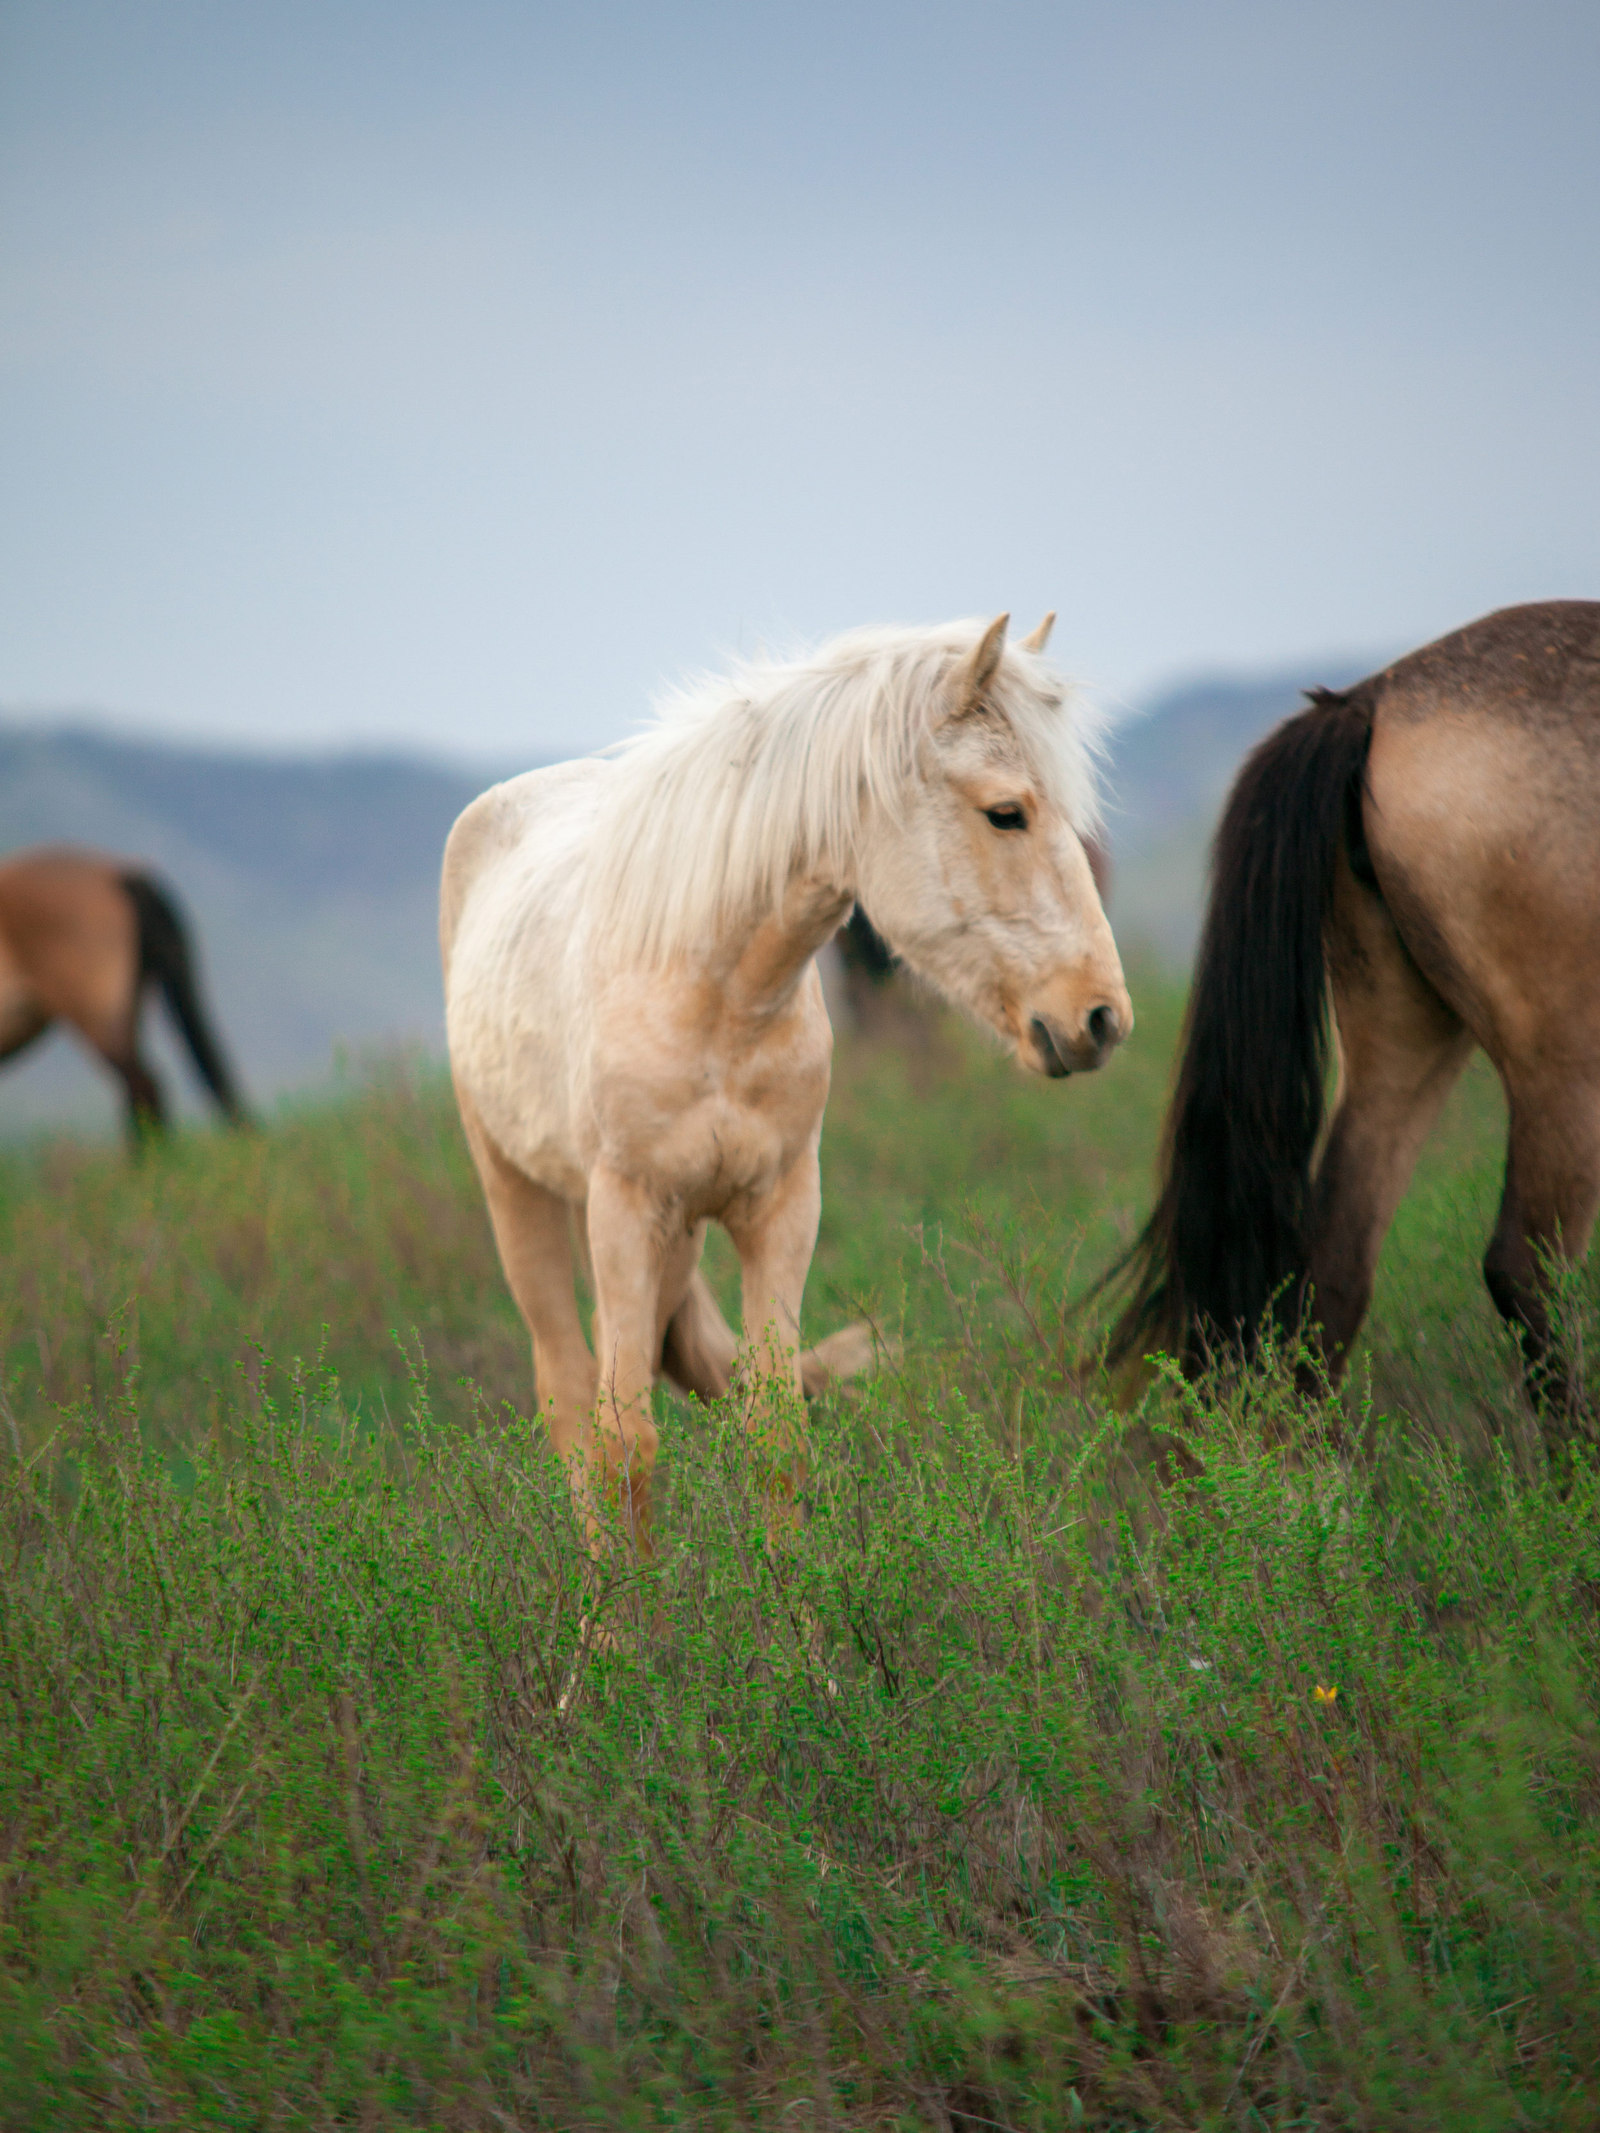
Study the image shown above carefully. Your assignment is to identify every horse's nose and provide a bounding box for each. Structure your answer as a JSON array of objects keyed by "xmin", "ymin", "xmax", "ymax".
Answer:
[
  {"xmin": 1087, "ymin": 1003, "xmax": 1121, "ymax": 1055},
  {"xmin": 1082, "ymin": 999, "xmax": 1133, "ymax": 1066},
  {"xmin": 1029, "ymin": 1016, "xmax": 1073, "ymax": 1077},
  {"xmin": 1029, "ymin": 1001, "xmax": 1129, "ymax": 1076}
]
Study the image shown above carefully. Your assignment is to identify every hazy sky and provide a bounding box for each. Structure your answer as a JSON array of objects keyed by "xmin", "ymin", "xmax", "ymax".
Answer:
[{"xmin": 2, "ymin": 0, "xmax": 1596, "ymax": 762}]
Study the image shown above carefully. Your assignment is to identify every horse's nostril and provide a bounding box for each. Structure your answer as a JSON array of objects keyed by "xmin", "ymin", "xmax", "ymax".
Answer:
[
  {"xmin": 1029, "ymin": 1016, "xmax": 1070, "ymax": 1077},
  {"xmin": 1087, "ymin": 1004, "xmax": 1117, "ymax": 1049}
]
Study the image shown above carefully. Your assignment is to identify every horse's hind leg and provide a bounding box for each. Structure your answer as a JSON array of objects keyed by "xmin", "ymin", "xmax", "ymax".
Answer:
[
  {"xmin": 798, "ymin": 1323, "xmax": 878, "ymax": 1392},
  {"xmin": 93, "ymin": 1012, "xmax": 166, "ymax": 1144},
  {"xmin": 660, "ymin": 1265, "xmax": 876, "ymax": 1400},
  {"xmin": 55, "ymin": 980, "xmax": 165, "ymax": 1145},
  {"xmin": 1483, "ymin": 1077, "xmax": 1600, "ymax": 1430},
  {"xmin": 116, "ymin": 1052, "xmax": 168, "ymax": 1142},
  {"xmin": 660, "ymin": 1264, "xmax": 738, "ymax": 1400},
  {"xmin": 1305, "ymin": 867, "xmax": 1472, "ymax": 1371}
]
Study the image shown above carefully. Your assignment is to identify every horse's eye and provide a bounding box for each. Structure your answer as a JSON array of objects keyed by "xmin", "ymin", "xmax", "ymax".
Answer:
[{"xmin": 983, "ymin": 804, "xmax": 1028, "ymax": 832}]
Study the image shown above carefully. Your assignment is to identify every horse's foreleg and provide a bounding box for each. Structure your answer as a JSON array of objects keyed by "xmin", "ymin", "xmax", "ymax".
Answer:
[
  {"xmin": 586, "ymin": 1166, "xmax": 672, "ymax": 1553},
  {"xmin": 1483, "ymin": 1078, "xmax": 1600, "ymax": 1431},
  {"xmin": 1306, "ymin": 868, "xmax": 1470, "ymax": 1371},
  {"xmin": 455, "ymin": 1086, "xmax": 596, "ymax": 1461},
  {"xmin": 728, "ymin": 1153, "xmax": 821, "ymax": 1400},
  {"xmin": 723, "ymin": 1154, "xmax": 822, "ymax": 1530}
]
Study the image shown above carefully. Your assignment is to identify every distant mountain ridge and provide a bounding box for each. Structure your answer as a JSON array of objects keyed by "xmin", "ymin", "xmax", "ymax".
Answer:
[
  {"xmin": 0, "ymin": 723, "xmax": 493, "ymax": 900},
  {"xmin": 0, "ymin": 657, "xmax": 1379, "ymax": 1131}
]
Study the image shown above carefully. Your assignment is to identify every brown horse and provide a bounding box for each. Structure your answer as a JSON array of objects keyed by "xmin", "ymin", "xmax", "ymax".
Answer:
[
  {"xmin": 0, "ymin": 847, "xmax": 249, "ymax": 1141},
  {"xmin": 1110, "ymin": 600, "xmax": 1600, "ymax": 1425}
]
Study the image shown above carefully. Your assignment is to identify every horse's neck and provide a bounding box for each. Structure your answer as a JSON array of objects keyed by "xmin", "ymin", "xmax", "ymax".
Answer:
[{"xmin": 711, "ymin": 873, "xmax": 854, "ymax": 1017}]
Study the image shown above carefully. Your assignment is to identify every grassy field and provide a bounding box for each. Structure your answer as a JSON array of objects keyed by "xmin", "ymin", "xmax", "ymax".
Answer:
[{"xmin": 2, "ymin": 972, "xmax": 1599, "ymax": 2130}]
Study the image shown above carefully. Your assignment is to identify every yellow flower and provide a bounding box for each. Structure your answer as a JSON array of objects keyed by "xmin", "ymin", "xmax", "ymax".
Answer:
[{"xmin": 1313, "ymin": 1684, "xmax": 1339, "ymax": 1706}]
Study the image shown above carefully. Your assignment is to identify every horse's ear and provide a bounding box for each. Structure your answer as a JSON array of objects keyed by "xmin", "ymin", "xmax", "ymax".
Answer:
[
  {"xmin": 1019, "ymin": 611, "xmax": 1055, "ymax": 654},
  {"xmin": 949, "ymin": 613, "xmax": 1009, "ymax": 717}
]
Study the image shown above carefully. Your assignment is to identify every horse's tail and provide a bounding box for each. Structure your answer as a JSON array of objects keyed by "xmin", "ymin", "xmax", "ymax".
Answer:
[
  {"xmin": 1106, "ymin": 686, "xmax": 1375, "ymax": 1371},
  {"xmin": 121, "ymin": 871, "xmax": 252, "ymax": 1124}
]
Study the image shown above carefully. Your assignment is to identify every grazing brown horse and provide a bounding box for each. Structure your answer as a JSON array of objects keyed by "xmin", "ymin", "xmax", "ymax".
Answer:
[
  {"xmin": 1110, "ymin": 600, "xmax": 1600, "ymax": 1423},
  {"xmin": 0, "ymin": 847, "xmax": 249, "ymax": 1141}
]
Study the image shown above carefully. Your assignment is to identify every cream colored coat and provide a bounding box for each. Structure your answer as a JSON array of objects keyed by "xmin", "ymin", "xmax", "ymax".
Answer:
[{"xmin": 442, "ymin": 613, "xmax": 1130, "ymax": 1547}]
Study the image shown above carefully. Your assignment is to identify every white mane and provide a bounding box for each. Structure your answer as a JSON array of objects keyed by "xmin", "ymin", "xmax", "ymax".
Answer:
[{"xmin": 586, "ymin": 619, "xmax": 1103, "ymax": 969}]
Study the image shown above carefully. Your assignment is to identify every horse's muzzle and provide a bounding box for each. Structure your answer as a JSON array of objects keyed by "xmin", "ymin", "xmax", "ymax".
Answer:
[{"xmin": 1030, "ymin": 1004, "xmax": 1126, "ymax": 1076}]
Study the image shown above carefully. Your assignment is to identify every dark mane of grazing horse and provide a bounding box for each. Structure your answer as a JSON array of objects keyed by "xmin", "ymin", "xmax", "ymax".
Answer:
[{"xmin": 1107, "ymin": 688, "xmax": 1375, "ymax": 1369}]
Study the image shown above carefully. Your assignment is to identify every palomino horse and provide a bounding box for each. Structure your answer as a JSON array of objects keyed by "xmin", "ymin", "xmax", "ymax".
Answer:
[
  {"xmin": 444, "ymin": 612, "xmax": 1130, "ymax": 1545},
  {"xmin": 0, "ymin": 847, "xmax": 249, "ymax": 1141},
  {"xmin": 1109, "ymin": 600, "xmax": 1600, "ymax": 1426}
]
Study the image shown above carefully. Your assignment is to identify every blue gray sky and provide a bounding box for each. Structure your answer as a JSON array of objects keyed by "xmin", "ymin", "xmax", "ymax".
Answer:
[{"xmin": 2, "ymin": 0, "xmax": 1596, "ymax": 762}]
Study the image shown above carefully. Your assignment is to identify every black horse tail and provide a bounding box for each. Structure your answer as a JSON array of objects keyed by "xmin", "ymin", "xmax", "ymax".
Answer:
[
  {"xmin": 1106, "ymin": 686, "xmax": 1375, "ymax": 1371},
  {"xmin": 121, "ymin": 871, "xmax": 251, "ymax": 1124}
]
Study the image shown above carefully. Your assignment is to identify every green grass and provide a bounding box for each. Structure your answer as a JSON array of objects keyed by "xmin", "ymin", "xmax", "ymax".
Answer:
[{"xmin": 3, "ymin": 972, "xmax": 1599, "ymax": 2129}]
